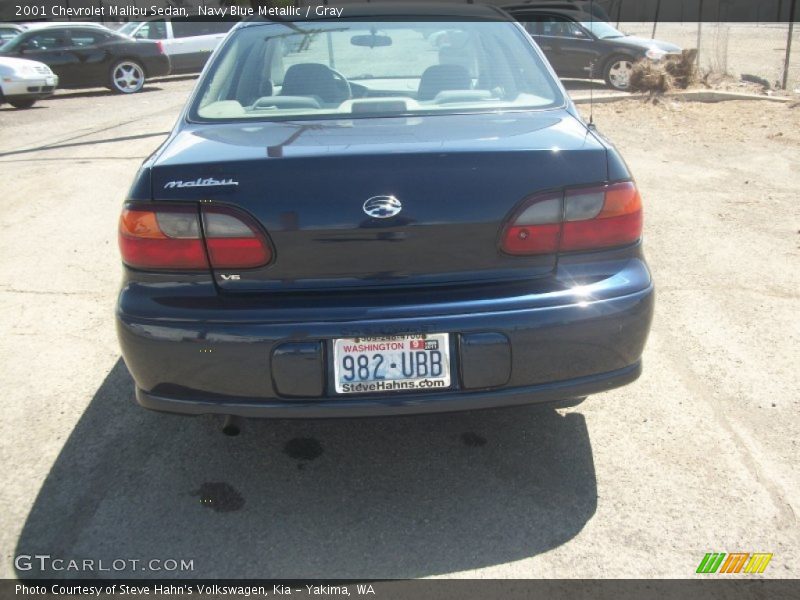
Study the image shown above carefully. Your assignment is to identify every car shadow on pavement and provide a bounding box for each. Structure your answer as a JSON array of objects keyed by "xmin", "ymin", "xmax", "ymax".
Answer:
[
  {"xmin": 50, "ymin": 87, "xmax": 165, "ymax": 101},
  {"xmin": 0, "ymin": 106, "xmax": 47, "ymax": 112},
  {"xmin": 15, "ymin": 359, "xmax": 597, "ymax": 578},
  {"xmin": 150, "ymin": 75, "xmax": 199, "ymax": 84}
]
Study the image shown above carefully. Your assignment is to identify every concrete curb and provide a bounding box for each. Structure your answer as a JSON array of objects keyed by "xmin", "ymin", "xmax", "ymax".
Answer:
[{"xmin": 571, "ymin": 90, "xmax": 795, "ymax": 105}]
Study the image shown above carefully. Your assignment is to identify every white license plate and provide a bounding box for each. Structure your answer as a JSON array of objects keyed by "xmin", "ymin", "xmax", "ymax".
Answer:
[{"xmin": 333, "ymin": 334, "xmax": 451, "ymax": 394}]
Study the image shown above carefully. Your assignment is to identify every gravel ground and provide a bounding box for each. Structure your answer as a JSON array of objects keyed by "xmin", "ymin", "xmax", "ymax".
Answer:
[{"xmin": 0, "ymin": 80, "xmax": 798, "ymax": 579}]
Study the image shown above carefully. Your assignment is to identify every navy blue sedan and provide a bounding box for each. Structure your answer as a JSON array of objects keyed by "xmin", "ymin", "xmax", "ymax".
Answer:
[{"xmin": 116, "ymin": 5, "xmax": 653, "ymax": 420}]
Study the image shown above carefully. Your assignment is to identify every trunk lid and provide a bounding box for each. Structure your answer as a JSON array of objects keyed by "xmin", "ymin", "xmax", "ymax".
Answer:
[{"xmin": 151, "ymin": 110, "xmax": 608, "ymax": 292}]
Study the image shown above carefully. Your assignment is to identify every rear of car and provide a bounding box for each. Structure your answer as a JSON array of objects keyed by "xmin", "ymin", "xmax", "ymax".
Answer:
[
  {"xmin": 123, "ymin": 35, "xmax": 171, "ymax": 81},
  {"xmin": 116, "ymin": 14, "xmax": 653, "ymax": 418},
  {"xmin": 0, "ymin": 56, "xmax": 57, "ymax": 108}
]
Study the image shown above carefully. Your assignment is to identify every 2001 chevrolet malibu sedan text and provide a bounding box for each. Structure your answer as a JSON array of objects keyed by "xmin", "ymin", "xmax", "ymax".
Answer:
[{"xmin": 116, "ymin": 5, "xmax": 654, "ymax": 419}]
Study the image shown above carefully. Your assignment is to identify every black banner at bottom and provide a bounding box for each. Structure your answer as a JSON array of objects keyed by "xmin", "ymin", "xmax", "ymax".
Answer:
[{"xmin": 4, "ymin": 579, "xmax": 798, "ymax": 600}]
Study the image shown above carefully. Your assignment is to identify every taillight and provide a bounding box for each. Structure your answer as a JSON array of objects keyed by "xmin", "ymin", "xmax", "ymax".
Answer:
[
  {"xmin": 501, "ymin": 181, "xmax": 642, "ymax": 255},
  {"xmin": 202, "ymin": 206, "xmax": 272, "ymax": 269},
  {"xmin": 119, "ymin": 204, "xmax": 207, "ymax": 270},
  {"xmin": 501, "ymin": 191, "xmax": 562, "ymax": 255},
  {"xmin": 119, "ymin": 204, "xmax": 272, "ymax": 271},
  {"xmin": 155, "ymin": 41, "xmax": 164, "ymax": 54}
]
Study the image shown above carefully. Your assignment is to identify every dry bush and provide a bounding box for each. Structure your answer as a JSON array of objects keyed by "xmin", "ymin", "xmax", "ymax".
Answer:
[
  {"xmin": 629, "ymin": 50, "xmax": 698, "ymax": 95},
  {"xmin": 629, "ymin": 62, "xmax": 674, "ymax": 94},
  {"xmin": 666, "ymin": 49, "xmax": 699, "ymax": 89}
]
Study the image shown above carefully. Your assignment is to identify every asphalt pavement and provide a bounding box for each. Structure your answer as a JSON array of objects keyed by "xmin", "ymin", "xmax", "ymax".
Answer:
[{"xmin": 0, "ymin": 78, "xmax": 797, "ymax": 579}]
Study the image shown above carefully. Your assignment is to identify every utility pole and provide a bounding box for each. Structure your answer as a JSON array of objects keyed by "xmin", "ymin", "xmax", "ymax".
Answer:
[
  {"xmin": 783, "ymin": 0, "xmax": 797, "ymax": 89},
  {"xmin": 696, "ymin": 0, "xmax": 705, "ymax": 68},
  {"xmin": 652, "ymin": 0, "xmax": 661, "ymax": 39}
]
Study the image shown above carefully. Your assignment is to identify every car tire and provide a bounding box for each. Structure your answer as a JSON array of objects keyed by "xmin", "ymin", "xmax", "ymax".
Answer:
[
  {"xmin": 603, "ymin": 55, "xmax": 635, "ymax": 91},
  {"xmin": 9, "ymin": 98, "xmax": 36, "ymax": 109},
  {"xmin": 109, "ymin": 59, "xmax": 146, "ymax": 94}
]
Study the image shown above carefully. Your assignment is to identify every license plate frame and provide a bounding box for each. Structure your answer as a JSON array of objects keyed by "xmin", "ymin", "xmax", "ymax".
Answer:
[{"xmin": 332, "ymin": 333, "xmax": 451, "ymax": 395}]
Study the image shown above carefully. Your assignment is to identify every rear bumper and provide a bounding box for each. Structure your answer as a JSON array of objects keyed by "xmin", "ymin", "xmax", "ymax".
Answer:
[
  {"xmin": 137, "ymin": 362, "xmax": 641, "ymax": 418},
  {"xmin": 144, "ymin": 55, "xmax": 171, "ymax": 78},
  {"xmin": 117, "ymin": 258, "xmax": 654, "ymax": 418}
]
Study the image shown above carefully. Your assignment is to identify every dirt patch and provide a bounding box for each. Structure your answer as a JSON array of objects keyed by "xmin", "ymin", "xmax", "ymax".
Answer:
[
  {"xmin": 699, "ymin": 72, "xmax": 786, "ymax": 96},
  {"xmin": 584, "ymin": 97, "xmax": 800, "ymax": 148},
  {"xmin": 580, "ymin": 102, "xmax": 799, "ymax": 542}
]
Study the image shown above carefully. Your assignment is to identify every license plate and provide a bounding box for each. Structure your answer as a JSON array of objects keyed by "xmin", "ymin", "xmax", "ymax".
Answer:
[{"xmin": 333, "ymin": 334, "xmax": 451, "ymax": 394}]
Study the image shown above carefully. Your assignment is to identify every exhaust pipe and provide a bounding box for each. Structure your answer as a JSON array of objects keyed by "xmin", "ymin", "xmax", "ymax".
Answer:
[{"xmin": 222, "ymin": 415, "xmax": 241, "ymax": 437}]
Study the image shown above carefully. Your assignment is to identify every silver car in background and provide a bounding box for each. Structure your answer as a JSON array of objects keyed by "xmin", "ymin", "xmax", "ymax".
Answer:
[
  {"xmin": 0, "ymin": 23, "xmax": 25, "ymax": 44},
  {"xmin": 118, "ymin": 16, "xmax": 234, "ymax": 74},
  {"xmin": 0, "ymin": 56, "xmax": 57, "ymax": 108}
]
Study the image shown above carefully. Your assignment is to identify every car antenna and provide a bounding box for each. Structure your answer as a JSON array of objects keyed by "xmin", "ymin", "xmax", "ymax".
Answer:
[{"xmin": 588, "ymin": 0, "xmax": 596, "ymax": 129}]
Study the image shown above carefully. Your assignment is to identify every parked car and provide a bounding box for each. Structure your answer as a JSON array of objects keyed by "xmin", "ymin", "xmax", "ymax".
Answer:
[
  {"xmin": 118, "ymin": 17, "xmax": 235, "ymax": 74},
  {"xmin": 506, "ymin": 4, "xmax": 682, "ymax": 90},
  {"xmin": 0, "ymin": 56, "xmax": 57, "ymax": 108},
  {"xmin": 116, "ymin": 6, "xmax": 654, "ymax": 421},
  {"xmin": 0, "ymin": 23, "xmax": 170, "ymax": 93},
  {"xmin": 507, "ymin": 0, "xmax": 612, "ymax": 21},
  {"xmin": 0, "ymin": 23, "xmax": 25, "ymax": 45}
]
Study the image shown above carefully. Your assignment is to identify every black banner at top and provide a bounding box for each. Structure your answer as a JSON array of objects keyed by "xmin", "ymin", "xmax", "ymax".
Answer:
[{"xmin": 1, "ymin": 0, "xmax": 799, "ymax": 24}]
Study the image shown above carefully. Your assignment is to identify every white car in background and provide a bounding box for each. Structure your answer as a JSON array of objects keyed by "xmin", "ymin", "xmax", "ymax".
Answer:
[
  {"xmin": 118, "ymin": 17, "xmax": 235, "ymax": 74},
  {"xmin": 0, "ymin": 56, "xmax": 57, "ymax": 109}
]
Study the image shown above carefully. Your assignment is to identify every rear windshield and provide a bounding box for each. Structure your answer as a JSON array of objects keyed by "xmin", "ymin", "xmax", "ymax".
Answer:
[{"xmin": 190, "ymin": 20, "xmax": 563, "ymax": 121}]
